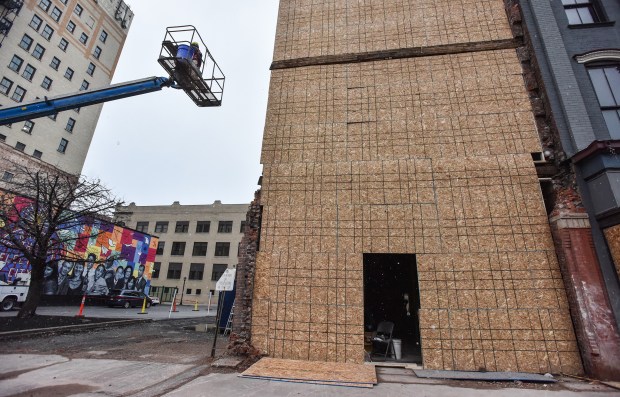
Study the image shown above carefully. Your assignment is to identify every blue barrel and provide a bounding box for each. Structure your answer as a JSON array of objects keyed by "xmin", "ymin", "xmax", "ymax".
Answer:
[{"xmin": 176, "ymin": 44, "xmax": 195, "ymax": 60}]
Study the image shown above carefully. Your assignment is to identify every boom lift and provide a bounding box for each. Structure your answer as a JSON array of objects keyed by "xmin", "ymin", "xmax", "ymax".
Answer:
[{"xmin": 0, "ymin": 26, "xmax": 224, "ymax": 126}]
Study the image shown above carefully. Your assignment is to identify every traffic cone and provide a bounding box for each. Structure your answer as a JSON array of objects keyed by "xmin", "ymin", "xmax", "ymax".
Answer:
[
  {"xmin": 75, "ymin": 294, "xmax": 86, "ymax": 317},
  {"xmin": 138, "ymin": 297, "xmax": 148, "ymax": 315},
  {"xmin": 171, "ymin": 298, "xmax": 179, "ymax": 312},
  {"xmin": 193, "ymin": 299, "xmax": 199, "ymax": 311}
]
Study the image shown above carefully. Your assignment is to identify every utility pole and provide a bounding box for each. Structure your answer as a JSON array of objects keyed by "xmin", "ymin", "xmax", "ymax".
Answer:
[{"xmin": 180, "ymin": 276, "xmax": 187, "ymax": 305}]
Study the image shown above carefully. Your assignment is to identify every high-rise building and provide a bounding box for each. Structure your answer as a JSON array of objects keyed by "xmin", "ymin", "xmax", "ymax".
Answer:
[
  {"xmin": 517, "ymin": 0, "xmax": 620, "ymax": 380},
  {"xmin": 114, "ymin": 201, "xmax": 249, "ymax": 305},
  {"xmin": 249, "ymin": 0, "xmax": 583, "ymax": 374},
  {"xmin": 0, "ymin": 0, "xmax": 133, "ymax": 175}
]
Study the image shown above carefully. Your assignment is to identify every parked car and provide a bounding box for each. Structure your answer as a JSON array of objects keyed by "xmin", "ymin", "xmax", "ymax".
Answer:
[
  {"xmin": 106, "ymin": 289, "xmax": 152, "ymax": 309},
  {"xmin": 149, "ymin": 296, "xmax": 160, "ymax": 306}
]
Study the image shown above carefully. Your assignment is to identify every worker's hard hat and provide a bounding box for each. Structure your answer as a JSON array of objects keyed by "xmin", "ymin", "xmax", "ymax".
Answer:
[{"xmin": 191, "ymin": 42, "xmax": 199, "ymax": 47}]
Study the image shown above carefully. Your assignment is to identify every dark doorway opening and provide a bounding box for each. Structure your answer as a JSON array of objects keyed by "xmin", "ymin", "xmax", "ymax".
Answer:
[{"xmin": 363, "ymin": 253, "xmax": 421, "ymax": 363}]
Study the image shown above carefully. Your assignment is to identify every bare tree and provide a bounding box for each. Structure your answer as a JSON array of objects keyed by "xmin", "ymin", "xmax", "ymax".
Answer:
[{"xmin": 0, "ymin": 161, "xmax": 120, "ymax": 318}]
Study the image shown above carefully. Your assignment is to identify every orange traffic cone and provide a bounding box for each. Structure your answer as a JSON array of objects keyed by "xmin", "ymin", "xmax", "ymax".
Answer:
[
  {"xmin": 171, "ymin": 298, "xmax": 179, "ymax": 312},
  {"xmin": 75, "ymin": 294, "xmax": 86, "ymax": 317}
]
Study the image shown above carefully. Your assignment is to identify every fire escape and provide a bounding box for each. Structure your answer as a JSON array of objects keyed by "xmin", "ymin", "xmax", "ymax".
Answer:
[{"xmin": 0, "ymin": 0, "xmax": 23, "ymax": 49}]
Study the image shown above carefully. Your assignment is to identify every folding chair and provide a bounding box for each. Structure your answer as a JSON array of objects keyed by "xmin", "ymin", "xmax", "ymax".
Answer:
[{"xmin": 370, "ymin": 321, "xmax": 395, "ymax": 361}]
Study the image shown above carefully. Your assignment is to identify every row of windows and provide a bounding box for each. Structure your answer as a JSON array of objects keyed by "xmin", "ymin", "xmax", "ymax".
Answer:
[
  {"xmin": 137, "ymin": 220, "xmax": 246, "ymax": 234},
  {"xmin": 37, "ymin": 0, "xmax": 108, "ymax": 42},
  {"xmin": 151, "ymin": 262, "xmax": 228, "ymax": 281},
  {"xmin": 156, "ymin": 241, "xmax": 231, "ymax": 257},
  {"xmin": 29, "ymin": 13, "xmax": 104, "ymax": 59},
  {"xmin": 150, "ymin": 286, "xmax": 205, "ymax": 296}
]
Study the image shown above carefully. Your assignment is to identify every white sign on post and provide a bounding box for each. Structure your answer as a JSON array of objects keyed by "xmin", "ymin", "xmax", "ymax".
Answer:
[{"xmin": 215, "ymin": 268, "xmax": 236, "ymax": 291}]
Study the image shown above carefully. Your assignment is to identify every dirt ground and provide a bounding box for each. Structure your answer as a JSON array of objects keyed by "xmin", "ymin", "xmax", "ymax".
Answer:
[{"xmin": 0, "ymin": 317, "xmax": 224, "ymax": 366}]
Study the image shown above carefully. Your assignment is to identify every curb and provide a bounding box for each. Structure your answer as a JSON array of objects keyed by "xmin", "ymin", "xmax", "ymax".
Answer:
[{"xmin": 0, "ymin": 318, "xmax": 153, "ymax": 338}]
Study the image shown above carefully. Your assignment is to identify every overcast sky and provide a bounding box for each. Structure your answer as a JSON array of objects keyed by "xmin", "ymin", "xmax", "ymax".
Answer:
[{"xmin": 81, "ymin": 1, "xmax": 280, "ymax": 206}]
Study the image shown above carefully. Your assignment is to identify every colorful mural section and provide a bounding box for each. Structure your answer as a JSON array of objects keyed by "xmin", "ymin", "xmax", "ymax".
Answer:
[{"xmin": 0, "ymin": 198, "xmax": 158, "ymax": 296}]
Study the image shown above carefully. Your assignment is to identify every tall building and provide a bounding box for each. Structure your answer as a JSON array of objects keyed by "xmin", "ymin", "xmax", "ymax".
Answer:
[
  {"xmin": 0, "ymin": 0, "xmax": 133, "ymax": 175},
  {"xmin": 114, "ymin": 201, "xmax": 249, "ymax": 305},
  {"xmin": 517, "ymin": 0, "xmax": 620, "ymax": 379},
  {"xmin": 248, "ymin": 0, "xmax": 583, "ymax": 374}
]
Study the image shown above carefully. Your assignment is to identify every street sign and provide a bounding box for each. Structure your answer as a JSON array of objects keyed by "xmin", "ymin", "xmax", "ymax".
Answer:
[{"xmin": 215, "ymin": 268, "xmax": 236, "ymax": 291}]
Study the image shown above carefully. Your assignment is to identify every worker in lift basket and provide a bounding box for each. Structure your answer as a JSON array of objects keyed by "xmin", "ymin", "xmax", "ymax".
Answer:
[{"xmin": 191, "ymin": 42, "xmax": 202, "ymax": 69}]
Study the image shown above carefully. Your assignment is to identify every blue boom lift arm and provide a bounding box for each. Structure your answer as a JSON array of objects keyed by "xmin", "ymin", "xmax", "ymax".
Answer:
[{"xmin": 0, "ymin": 76, "xmax": 173, "ymax": 126}]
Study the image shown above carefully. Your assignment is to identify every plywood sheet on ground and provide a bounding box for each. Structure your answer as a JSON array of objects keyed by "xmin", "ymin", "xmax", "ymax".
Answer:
[
  {"xmin": 239, "ymin": 358, "xmax": 377, "ymax": 388},
  {"xmin": 414, "ymin": 369, "xmax": 557, "ymax": 383}
]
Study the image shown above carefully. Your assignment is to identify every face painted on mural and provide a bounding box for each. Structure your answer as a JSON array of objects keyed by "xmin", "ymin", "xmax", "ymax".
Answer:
[
  {"xmin": 86, "ymin": 253, "xmax": 96, "ymax": 269},
  {"xmin": 73, "ymin": 262, "xmax": 84, "ymax": 278},
  {"xmin": 124, "ymin": 266, "xmax": 133, "ymax": 280},
  {"xmin": 138, "ymin": 265, "xmax": 144, "ymax": 278},
  {"xmin": 127, "ymin": 277, "xmax": 135, "ymax": 290},
  {"xmin": 115, "ymin": 266, "xmax": 124, "ymax": 281},
  {"xmin": 59, "ymin": 261, "xmax": 72, "ymax": 276},
  {"xmin": 44, "ymin": 264, "xmax": 54, "ymax": 278},
  {"xmin": 95, "ymin": 264, "xmax": 105, "ymax": 278}
]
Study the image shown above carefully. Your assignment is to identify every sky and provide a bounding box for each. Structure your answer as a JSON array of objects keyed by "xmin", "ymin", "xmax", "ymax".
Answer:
[{"xmin": 81, "ymin": 1, "xmax": 280, "ymax": 206}]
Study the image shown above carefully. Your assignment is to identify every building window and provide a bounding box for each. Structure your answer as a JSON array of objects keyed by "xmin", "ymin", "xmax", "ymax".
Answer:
[
  {"xmin": 74, "ymin": 4, "xmax": 83, "ymax": 16},
  {"xmin": 86, "ymin": 62, "xmax": 96, "ymax": 76},
  {"xmin": 38, "ymin": 0, "xmax": 51, "ymax": 11},
  {"xmin": 0, "ymin": 134, "xmax": 6, "ymax": 141},
  {"xmin": 240, "ymin": 221, "xmax": 247, "ymax": 233},
  {"xmin": 217, "ymin": 221, "xmax": 233, "ymax": 233},
  {"xmin": 15, "ymin": 141, "xmax": 26, "ymax": 152},
  {"xmin": 8, "ymin": 55, "xmax": 24, "ymax": 73},
  {"xmin": 171, "ymin": 242, "xmax": 186, "ymax": 256},
  {"xmin": 33, "ymin": 150, "xmax": 42, "ymax": 159},
  {"xmin": 211, "ymin": 264, "xmax": 227, "ymax": 281},
  {"xmin": 60, "ymin": 0, "xmax": 67, "ymax": 4},
  {"xmin": 93, "ymin": 46, "xmax": 102, "ymax": 59},
  {"xmin": 156, "ymin": 241, "xmax": 165, "ymax": 255},
  {"xmin": 196, "ymin": 289, "xmax": 202, "ymax": 295},
  {"xmin": 50, "ymin": 56, "xmax": 60, "ymax": 70},
  {"xmin": 562, "ymin": 0, "xmax": 602, "ymax": 25},
  {"xmin": 186, "ymin": 288, "xmax": 192, "ymax": 295},
  {"xmin": 154, "ymin": 221, "xmax": 169, "ymax": 233},
  {"xmin": 41, "ymin": 24, "xmax": 54, "ymax": 40},
  {"xmin": 167, "ymin": 263, "xmax": 182, "ymax": 279},
  {"xmin": 32, "ymin": 44, "xmax": 45, "ymax": 60},
  {"xmin": 214, "ymin": 242, "xmax": 230, "ymax": 257},
  {"xmin": 152, "ymin": 262, "xmax": 161, "ymax": 278},
  {"xmin": 57, "ymin": 138, "xmax": 68, "ymax": 153},
  {"xmin": 588, "ymin": 64, "xmax": 620, "ymax": 138},
  {"xmin": 189, "ymin": 263, "xmax": 204, "ymax": 280},
  {"xmin": 80, "ymin": 80, "xmax": 89, "ymax": 90},
  {"xmin": 64, "ymin": 67, "xmax": 74, "ymax": 80},
  {"xmin": 175, "ymin": 221, "xmax": 189, "ymax": 233},
  {"xmin": 65, "ymin": 117, "xmax": 75, "ymax": 132},
  {"xmin": 29, "ymin": 15, "xmax": 43, "ymax": 31},
  {"xmin": 22, "ymin": 120, "xmax": 34, "ymax": 134},
  {"xmin": 51, "ymin": 7, "xmax": 62, "ymax": 22},
  {"xmin": 136, "ymin": 221, "xmax": 149, "ymax": 232},
  {"xmin": 41, "ymin": 76, "xmax": 52, "ymax": 90},
  {"xmin": 11, "ymin": 86, "xmax": 26, "ymax": 102},
  {"xmin": 21, "ymin": 64, "xmax": 36, "ymax": 81},
  {"xmin": 59, "ymin": 38, "xmax": 68, "ymax": 51},
  {"xmin": 0, "ymin": 77, "xmax": 13, "ymax": 95},
  {"xmin": 18, "ymin": 34, "xmax": 33, "ymax": 51},
  {"xmin": 99, "ymin": 30, "xmax": 108, "ymax": 43},
  {"xmin": 67, "ymin": 20, "xmax": 76, "ymax": 33},
  {"xmin": 192, "ymin": 242, "xmax": 208, "ymax": 256},
  {"xmin": 79, "ymin": 32, "xmax": 88, "ymax": 45},
  {"xmin": 2, "ymin": 172, "xmax": 14, "ymax": 182},
  {"xmin": 196, "ymin": 221, "xmax": 210, "ymax": 233}
]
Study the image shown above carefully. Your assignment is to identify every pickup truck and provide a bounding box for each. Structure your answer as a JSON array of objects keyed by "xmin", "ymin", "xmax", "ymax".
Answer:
[{"xmin": 1, "ymin": 273, "xmax": 30, "ymax": 311}]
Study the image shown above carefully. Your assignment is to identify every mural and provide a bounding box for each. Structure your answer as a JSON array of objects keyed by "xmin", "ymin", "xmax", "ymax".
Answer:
[{"xmin": 0, "ymin": 196, "xmax": 158, "ymax": 296}]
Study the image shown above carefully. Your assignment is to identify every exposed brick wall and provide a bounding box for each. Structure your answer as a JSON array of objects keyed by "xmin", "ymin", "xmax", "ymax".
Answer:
[
  {"xmin": 550, "ymin": 215, "xmax": 620, "ymax": 380},
  {"xmin": 229, "ymin": 189, "xmax": 262, "ymax": 356}
]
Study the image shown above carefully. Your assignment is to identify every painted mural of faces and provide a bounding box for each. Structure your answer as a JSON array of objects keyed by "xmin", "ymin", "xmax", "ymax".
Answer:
[
  {"xmin": 124, "ymin": 266, "xmax": 133, "ymax": 280},
  {"xmin": 115, "ymin": 266, "xmax": 124, "ymax": 281},
  {"xmin": 126, "ymin": 277, "xmax": 136, "ymax": 290},
  {"xmin": 59, "ymin": 260, "xmax": 73, "ymax": 276},
  {"xmin": 138, "ymin": 265, "xmax": 144, "ymax": 278},
  {"xmin": 86, "ymin": 253, "xmax": 96, "ymax": 269},
  {"xmin": 44, "ymin": 264, "xmax": 54, "ymax": 279},
  {"xmin": 95, "ymin": 264, "xmax": 105, "ymax": 278},
  {"xmin": 73, "ymin": 262, "xmax": 84, "ymax": 279}
]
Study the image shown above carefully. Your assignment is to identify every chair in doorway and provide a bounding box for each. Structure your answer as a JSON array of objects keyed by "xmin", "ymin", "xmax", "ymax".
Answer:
[{"xmin": 370, "ymin": 321, "xmax": 395, "ymax": 361}]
